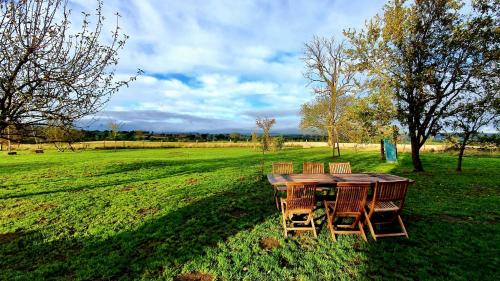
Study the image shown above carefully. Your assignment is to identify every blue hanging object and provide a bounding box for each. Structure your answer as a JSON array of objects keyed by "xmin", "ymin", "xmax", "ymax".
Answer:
[{"xmin": 384, "ymin": 138, "xmax": 398, "ymax": 162}]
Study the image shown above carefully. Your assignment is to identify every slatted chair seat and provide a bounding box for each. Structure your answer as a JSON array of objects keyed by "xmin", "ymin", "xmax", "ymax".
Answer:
[{"xmin": 366, "ymin": 200, "xmax": 399, "ymax": 212}]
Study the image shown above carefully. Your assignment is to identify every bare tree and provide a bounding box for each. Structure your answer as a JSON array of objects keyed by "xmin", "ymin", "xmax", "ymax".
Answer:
[
  {"xmin": 256, "ymin": 117, "xmax": 276, "ymax": 153},
  {"xmin": 0, "ymin": 0, "xmax": 141, "ymax": 139},
  {"xmin": 302, "ymin": 36, "xmax": 356, "ymax": 157}
]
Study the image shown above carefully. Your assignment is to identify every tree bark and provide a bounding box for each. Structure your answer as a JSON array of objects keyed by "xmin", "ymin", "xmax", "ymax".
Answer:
[
  {"xmin": 456, "ymin": 136, "xmax": 469, "ymax": 172},
  {"xmin": 456, "ymin": 145, "xmax": 466, "ymax": 172},
  {"xmin": 380, "ymin": 139, "xmax": 386, "ymax": 160},
  {"xmin": 335, "ymin": 127, "xmax": 341, "ymax": 157},
  {"xmin": 410, "ymin": 136, "xmax": 424, "ymax": 172},
  {"xmin": 7, "ymin": 126, "xmax": 12, "ymax": 153}
]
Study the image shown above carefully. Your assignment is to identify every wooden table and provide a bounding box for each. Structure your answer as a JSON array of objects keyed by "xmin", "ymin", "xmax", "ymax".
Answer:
[{"xmin": 267, "ymin": 173, "xmax": 414, "ymax": 191}]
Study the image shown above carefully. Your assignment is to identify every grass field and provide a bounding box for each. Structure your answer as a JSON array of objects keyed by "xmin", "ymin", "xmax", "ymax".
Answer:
[{"xmin": 0, "ymin": 148, "xmax": 499, "ymax": 280}]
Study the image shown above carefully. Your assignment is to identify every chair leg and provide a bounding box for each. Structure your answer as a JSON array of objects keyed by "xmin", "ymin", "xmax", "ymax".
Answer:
[
  {"xmin": 274, "ymin": 188, "xmax": 279, "ymax": 210},
  {"xmin": 398, "ymin": 215, "xmax": 409, "ymax": 238},
  {"xmin": 324, "ymin": 201, "xmax": 336, "ymax": 241},
  {"xmin": 358, "ymin": 221, "xmax": 367, "ymax": 242},
  {"xmin": 310, "ymin": 213, "xmax": 317, "ymax": 238},
  {"xmin": 281, "ymin": 200, "xmax": 288, "ymax": 238},
  {"xmin": 364, "ymin": 209, "xmax": 377, "ymax": 241},
  {"xmin": 282, "ymin": 215, "xmax": 288, "ymax": 238}
]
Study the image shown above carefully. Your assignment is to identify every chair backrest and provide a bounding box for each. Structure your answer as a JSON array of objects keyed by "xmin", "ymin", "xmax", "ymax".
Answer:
[
  {"xmin": 329, "ymin": 162, "xmax": 352, "ymax": 174},
  {"xmin": 373, "ymin": 180, "xmax": 409, "ymax": 205},
  {"xmin": 303, "ymin": 162, "xmax": 324, "ymax": 174},
  {"xmin": 334, "ymin": 182, "xmax": 370, "ymax": 213},
  {"xmin": 285, "ymin": 182, "xmax": 317, "ymax": 211},
  {"xmin": 272, "ymin": 162, "xmax": 293, "ymax": 174}
]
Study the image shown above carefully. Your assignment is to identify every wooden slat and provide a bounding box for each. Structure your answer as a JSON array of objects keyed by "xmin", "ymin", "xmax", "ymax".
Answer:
[
  {"xmin": 303, "ymin": 162, "xmax": 324, "ymax": 174},
  {"xmin": 329, "ymin": 162, "xmax": 352, "ymax": 174},
  {"xmin": 272, "ymin": 162, "xmax": 294, "ymax": 174}
]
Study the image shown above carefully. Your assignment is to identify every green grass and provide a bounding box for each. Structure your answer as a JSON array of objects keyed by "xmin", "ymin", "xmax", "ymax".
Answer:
[{"xmin": 0, "ymin": 148, "xmax": 498, "ymax": 280}]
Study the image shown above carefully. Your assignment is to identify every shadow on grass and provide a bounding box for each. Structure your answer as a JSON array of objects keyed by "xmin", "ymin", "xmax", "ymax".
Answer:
[
  {"xmin": 0, "ymin": 175, "xmax": 276, "ymax": 280},
  {"xmin": 0, "ymin": 153, "xmax": 264, "ymax": 200},
  {"xmin": 359, "ymin": 214, "xmax": 499, "ymax": 280},
  {"xmin": 2, "ymin": 148, "xmax": 393, "ymax": 200},
  {"xmin": 8, "ymin": 148, "xmax": 480, "ymax": 279}
]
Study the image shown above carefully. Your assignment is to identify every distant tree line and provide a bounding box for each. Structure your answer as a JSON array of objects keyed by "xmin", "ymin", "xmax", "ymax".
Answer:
[
  {"xmin": 6, "ymin": 127, "xmax": 497, "ymax": 146},
  {"xmin": 6, "ymin": 129, "xmax": 337, "ymax": 145}
]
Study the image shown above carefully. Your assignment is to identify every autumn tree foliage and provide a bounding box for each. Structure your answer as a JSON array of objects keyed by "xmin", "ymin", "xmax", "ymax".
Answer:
[
  {"xmin": 302, "ymin": 36, "xmax": 357, "ymax": 157},
  {"xmin": 346, "ymin": 0, "xmax": 499, "ymax": 171}
]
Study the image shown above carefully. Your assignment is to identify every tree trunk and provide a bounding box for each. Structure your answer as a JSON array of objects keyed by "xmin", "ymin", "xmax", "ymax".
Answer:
[
  {"xmin": 410, "ymin": 137, "xmax": 424, "ymax": 172},
  {"xmin": 394, "ymin": 138, "xmax": 398, "ymax": 159},
  {"xmin": 380, "ymin": 139, "xmax": 386, "ymax": 160},
  {"xmin": 456, "ymin": 145, "xmax": 466, "ymax": 172},
  {"xmin": 456, "ymin": 136, "xmax": 469, "ymax": 172},
  {"xmin": 333, "ymin": 127, "xmax": 340, "ymax": 157},
  {"xmin": 7, "ymin": 126, "xmax": 12, "ymax": 152}
]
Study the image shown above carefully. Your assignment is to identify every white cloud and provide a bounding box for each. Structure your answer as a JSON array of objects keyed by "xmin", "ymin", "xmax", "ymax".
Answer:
[{"xmin": 69, "ymin": 0, "xmax": 387, "ymax": 132}]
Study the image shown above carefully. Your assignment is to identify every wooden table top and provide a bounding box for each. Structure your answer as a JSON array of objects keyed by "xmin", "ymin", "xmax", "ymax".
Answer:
[{"xmin": 267, "ymin": 173, "xmax": 414, "ymax": 187}]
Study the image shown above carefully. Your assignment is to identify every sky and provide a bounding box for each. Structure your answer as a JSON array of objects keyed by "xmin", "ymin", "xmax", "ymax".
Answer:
[{"xmin": 69, "ymin": 0, "xmax": 387, "ymax": 133}]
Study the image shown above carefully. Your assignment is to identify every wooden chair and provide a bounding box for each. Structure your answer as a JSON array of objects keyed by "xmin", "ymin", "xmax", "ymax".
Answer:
[
  {"xmin": 280, "ymin": 182, "xmax": 318, "ymax": 238},
  {"xmin": 272, "ymin": 162, "xmax": 294, "ymax": 174},
  {"xmin": 303, "ymin": 162, "xmax": 324, "ymax": 174},
  {"xmin": 324, "ymin": 182, "xmax": 370, "ymax": 241},
  {"xmin": 329, "ymin": 162, "xmax": 352, "ymax": 174},
  {"xmin": 272, "ymin": 162, "xmax": 294, "ymax": 209},
  {"xmin": 364, "ymin": 180, "xmax": 410, "ymax": 240}
]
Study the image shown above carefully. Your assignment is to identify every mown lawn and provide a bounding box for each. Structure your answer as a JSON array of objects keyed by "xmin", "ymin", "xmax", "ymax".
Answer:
[{"xmin": 0, "ymin": 147, "xmax": 499, "ymax": 280}]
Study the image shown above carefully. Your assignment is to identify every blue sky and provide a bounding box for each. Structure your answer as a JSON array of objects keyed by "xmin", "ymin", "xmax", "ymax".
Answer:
[{"xmin": 70, "ymin": 0, "xmax": 387, "ymax": 133}]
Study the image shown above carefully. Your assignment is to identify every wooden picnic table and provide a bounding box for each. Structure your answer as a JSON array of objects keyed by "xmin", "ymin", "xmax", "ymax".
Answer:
[{"xmin": 267, "ymin": 173, "xmax": 414, "ymax": 191}]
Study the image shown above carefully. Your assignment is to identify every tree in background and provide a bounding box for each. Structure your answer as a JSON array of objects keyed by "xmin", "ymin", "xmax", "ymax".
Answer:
[
  {"xmin": 272, "ymin": 136, "xmax": 286, "ymax": 151},
  {"xmin": 134, "ymin": 130, "xmax": 146, "ymax": 148},
  {"xmin": 43, "ymin": 124, "xmax": 84, "ymax": 152},
  {"xmin": 348, "ymin": 79, "xmax": 398, "ymax": 159},
  {"xmin": 229, "ymin": 133, "xmax": 241, "ymax": 143},
  {"xmin": 300, "ymin": 95, "xmax": 354, "ymax": 147},
  {"xmin": 1, "ymin": 123, "xmax": 21, "ymax": 152},
  {"xmin": 134, "ymin": 130, "xmax": 145, "ymax": 141},
  {"xmin": 256, "ymin": 118, "xmax": 276, "ymax": 153},
  {"xmin": 0, "ymin": 0, "xmax": 141, "ymax": 139},
  {"xmin": 346, "ymin": 0, "xmax": 498, "ymax": 171},
  {"xmin": 251, "ymin": 132, "xmax": 258, "ymax": 149},
  {"xmin": 108, "ymin": 121, "xmax": 122, "ymax": 150},
  {"xmin": 302, "ymin": 36, "xmax": 357, "ymax": 158},
  {"xmin": 447, "ymin": 0, "xmax": 500, "ymax": 172},
  {"xmin": 446, "ymin": 53, "xmax": 499, "ymax": 171},
  {"xmin": 256, "ymin": 118, "xmax": 276, "ymax": 177}
]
